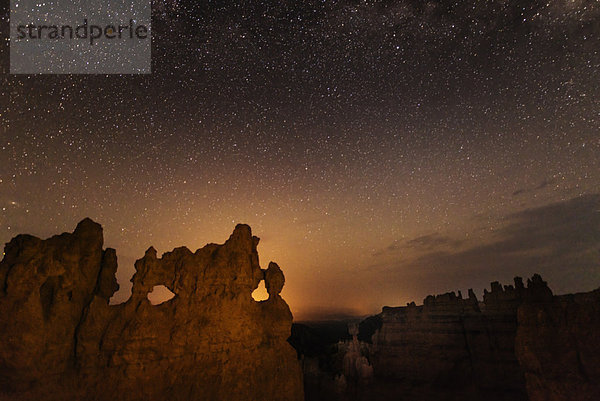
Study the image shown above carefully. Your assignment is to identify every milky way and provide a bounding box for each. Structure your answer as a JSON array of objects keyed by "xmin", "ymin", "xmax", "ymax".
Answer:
[{"xmin": 1, "ymin": 1, "xmax": 599, "ymax": 319}]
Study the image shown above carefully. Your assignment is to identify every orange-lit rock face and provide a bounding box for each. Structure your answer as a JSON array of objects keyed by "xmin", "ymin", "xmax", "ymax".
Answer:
[{"xmin": 0, "ymin": 219, "xmax": 303, "ymax": 401}]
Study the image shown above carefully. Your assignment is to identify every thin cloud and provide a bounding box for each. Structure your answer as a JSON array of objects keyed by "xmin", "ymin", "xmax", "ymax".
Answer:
[
  {"xmin": 373, "ymin": 232, "xmax": 463, "ymax": 257},
  {"xmin": 372, "ymin": 194, "xmax": 600, "ymax": 295},
  {"xmin": 512, "ymin": 177, "xmax": 557, "ymax": 196}
]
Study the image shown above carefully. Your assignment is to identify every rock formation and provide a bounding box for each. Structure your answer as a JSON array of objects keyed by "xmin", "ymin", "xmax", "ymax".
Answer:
[
  {"xmin": 0, "ymin": 219, "xmax": 303, "ymax": 401},
  {"xmin": 369, "ymin": 277, "xmax": 531, "ymax": 399},
  {"xmin": 340, "ymin": 323, "xmax": 373, "ymax": 383},
  {"xmin": 351, "ymin": 274, "xmax": 600, "ymax": 401},
  {"xmin": 516, "ymin": 286, "xmax": 600, "ymax": 401}
]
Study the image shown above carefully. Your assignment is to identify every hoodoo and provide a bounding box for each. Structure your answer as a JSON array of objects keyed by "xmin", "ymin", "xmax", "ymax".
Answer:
[{"xmin": 0, "ymin": 219, "xmax": 303, "ymax": 401}]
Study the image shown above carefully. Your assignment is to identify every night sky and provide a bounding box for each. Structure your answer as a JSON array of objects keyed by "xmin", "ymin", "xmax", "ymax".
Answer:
[{"xmin": 1, "ymin": 0, "xmax": 599, "ymax": 320}]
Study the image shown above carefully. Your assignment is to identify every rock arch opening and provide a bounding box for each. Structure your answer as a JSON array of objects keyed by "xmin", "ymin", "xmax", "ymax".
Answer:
[
  {"xmin": 252, "ymin": 279, "xmax": 269, "ymax": 301},
  {"xmin": 147, "ymin": 285, "xmax": 176, "ymax": 305}
]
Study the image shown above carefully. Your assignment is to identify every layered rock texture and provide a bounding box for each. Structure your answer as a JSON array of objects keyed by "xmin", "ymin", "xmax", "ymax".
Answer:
[
  {"xmin": 360, "ymin": 275, "xmax": 599, "ymax": 401},
  {"xmin": 516, "ymin": 288, "xmax": 600, "ymax": 401},
  {"xmin": 0, "ymin": 219, "xmax": 303, "ymax": 401},
  {"xmin": 369, "ymin": 277, "xmax": 531, "ymax": 400}
]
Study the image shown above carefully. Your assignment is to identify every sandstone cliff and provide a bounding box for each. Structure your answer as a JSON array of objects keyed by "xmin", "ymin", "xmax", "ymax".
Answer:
[
  {"xmin": 354, "ymin": 275, "xmax": 599, "ymax": 401},
  {"xmin": 368, "ymin": 278, "xmax": 529, "ymax": 400},
  {"xmin": 0, "ymin": 219, "xmax": 303, "ymax": 401},
  {"xmin": 515, "ymin": 287, "xmax": 600, "ymax": 401}
]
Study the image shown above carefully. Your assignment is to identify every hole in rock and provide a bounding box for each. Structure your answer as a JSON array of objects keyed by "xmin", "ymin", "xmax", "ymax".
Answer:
[
  {"xmin": 252, "ymin": 279, "xmax": 269, "ymax": 301},
  {"xmin": 147, "ymin": 285, "xmax": 176, "ymax": 305}
]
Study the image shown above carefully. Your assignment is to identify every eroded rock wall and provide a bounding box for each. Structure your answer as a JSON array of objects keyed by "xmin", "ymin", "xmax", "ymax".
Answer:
[
  {"xmin": 0, "ymin": 219, "xmax": 303, "ymax": 401},
  {"xmin": 368, "ymin": 277, "xmax": 547, "ymax": 399},
  {"xmin": 364, "ymin": 275, "xmax": 600, "ymax": 401},
  {"xmin": 515, "ymin": 288, "xmax": 600, "ymax": 401}
]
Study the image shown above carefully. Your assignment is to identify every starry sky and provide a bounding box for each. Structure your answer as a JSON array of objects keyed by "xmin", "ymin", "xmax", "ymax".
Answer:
[{"xmin": 1, "ymin": 0, "xmax": 599, "ymax": 320}]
